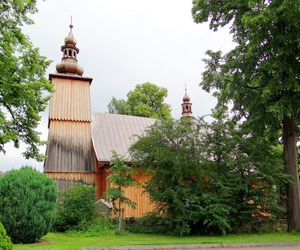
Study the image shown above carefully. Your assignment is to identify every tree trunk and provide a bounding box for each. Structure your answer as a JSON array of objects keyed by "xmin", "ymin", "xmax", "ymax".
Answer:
[{"xmin": 282, "ymin": 116, "xmax": 300, "ymax": 232}]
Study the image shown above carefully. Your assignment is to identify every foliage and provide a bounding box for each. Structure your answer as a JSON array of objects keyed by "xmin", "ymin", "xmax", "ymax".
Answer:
[
  {"xmin": 53, "ymin": 184, "xmax": 96, "ymax": 232},
  {"xmin": 0, "ymin": 221, "xmax": 12, "ymax": 250},
  {"xmin": 130, "ymin": 116, "xmax": 287, "ymax": 235},
  {"xmin": 0, "ymin": 167, "xmax": 57, "ymax": 243},
  {"xmin": 0, "ymin": 0, "xmax": 53, "ymax": 160},
  {"xmin": 124, "ymin": 214, "xmax": 172, "ymax": 234},
  {"xmin": 104, "ymin": 152, "xmax": 138, "ymax": 232},
  {"xmin": 107, "ymin": 97, "xmax": 127, "ymax": 115},
  {"xmin": 107, "ymin": 82, "xmax": 172, "ymax": 120},
  {"xmin": 192, "ymin": 0, "xmax": 300, "ymax": 231},
  {"xmin": 200, "ymin": 107, "xmax": 288, "ymax": 232},
  {"xmin": 130, "ymin": 118, "xmax": 228, "ymax": 235},
  {"xmin": 65, "ymin": 217, "xmax": 115, "ymax": 237}
]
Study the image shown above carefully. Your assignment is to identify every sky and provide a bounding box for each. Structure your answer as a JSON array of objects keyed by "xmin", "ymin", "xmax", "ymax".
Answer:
[{"xmin": 0, "ymin": 0, "xmax": 234, "ymax": 172}]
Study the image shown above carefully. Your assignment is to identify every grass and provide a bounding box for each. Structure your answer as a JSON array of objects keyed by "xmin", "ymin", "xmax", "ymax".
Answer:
[{"xmin": 14, "ymin": 232, "xmax": 300, "ymax": 250}]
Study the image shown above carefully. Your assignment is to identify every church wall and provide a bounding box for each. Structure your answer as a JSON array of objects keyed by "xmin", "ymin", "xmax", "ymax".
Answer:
[
  {"xmin": 97, "ymin": 165, "xmax": 156, "ymax": 218},
  {"xmin": 122, "ymin": 174, "xmax": 156, "ymax": 218},
  {"xmin": 44, "ymin": 120, "xmax": 93, "ymax": 172},
  {"xmin": 49, "ymin": 77, "xmax": 91, "ymax": 122}
]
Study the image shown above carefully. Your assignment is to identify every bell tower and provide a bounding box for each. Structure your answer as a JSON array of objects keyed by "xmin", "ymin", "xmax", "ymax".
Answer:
[
  {"xmin": 44, "ymin": 24, "xmax": 95, "ymax": 188},
  {"xmin": 181, "ymin": 87, "xmax": 193, "ymax": 118}
]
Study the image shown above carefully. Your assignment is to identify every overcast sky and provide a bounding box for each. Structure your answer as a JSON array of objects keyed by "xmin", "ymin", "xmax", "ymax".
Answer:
[{"xmin": 0, "ymin": 0, "xmax": 234, "ymax": 172}]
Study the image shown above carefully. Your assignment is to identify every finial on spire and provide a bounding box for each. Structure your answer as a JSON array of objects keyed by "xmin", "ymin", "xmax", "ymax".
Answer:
[
  {"xmin": 69, "ymin": 16, "xmax": 73, "ymax": 31},
  {"xmin": 185, "ymin": 83, "xmax": 187, "ymax": 95}
]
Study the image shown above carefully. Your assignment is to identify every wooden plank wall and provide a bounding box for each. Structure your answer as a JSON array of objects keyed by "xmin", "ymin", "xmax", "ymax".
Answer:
[
  {"xmin": 54, "ymin": 179, "xmax": 94, "ymax": 191},
  {"xmin": 49, "ymin": 78, "xmax": 91, "ymax": 122},
  {"xmin": 44, "ymin": 76, "xmax": 93, "ymax": 173},
  {"xmin": 47, "ymin": 172, "xmax": 95, "ymax": 185},
  {"xmin": 44, "ymin": 121, "xmax": 93, "ymax": 172},
  {"xmin": 99, "ymin": 167, "xmax": 156, "ymax": 218},
  {"xmin": 122, "ymin": 174, "xmax": 156, "ymax": 218}
]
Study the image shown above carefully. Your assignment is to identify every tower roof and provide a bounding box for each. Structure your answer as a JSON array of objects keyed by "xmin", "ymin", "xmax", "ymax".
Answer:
[{"xmin": 56, "ymin": 23, "xmax": 84, "ymax": 76}]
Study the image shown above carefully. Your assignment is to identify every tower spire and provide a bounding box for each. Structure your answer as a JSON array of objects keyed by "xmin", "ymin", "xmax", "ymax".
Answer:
[
  {"xmin": 56, "ymin": 22, "xmax": 84, "ymax": 76},
  {"xmin": 181, "ymin": 86, "xmax": 193, "ymax": 118}
]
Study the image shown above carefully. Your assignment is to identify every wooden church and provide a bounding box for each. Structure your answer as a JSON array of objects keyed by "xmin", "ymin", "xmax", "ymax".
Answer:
[{"xmin": 44, "ymin": 25, "xmax": 193, "ymax": 218}]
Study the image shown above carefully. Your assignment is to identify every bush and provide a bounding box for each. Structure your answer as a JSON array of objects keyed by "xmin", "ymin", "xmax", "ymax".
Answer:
[
  {"xmin": 53, "ymin": 184, "xmax": 96, "ymax": 232},
  {"xmin": 0, "ymin": 167, "xmax": 57, "ymax": 243},
  {"xmin": 66, "ymin": 217, "xmax": 115, "ymax": 236},
  {"xmin": 0, "ymin": 222, "xmax": 12, "ymax": 250},
  {"xmin": 125, "ymin": 213, "xmax": 172, "ymax": 234}
]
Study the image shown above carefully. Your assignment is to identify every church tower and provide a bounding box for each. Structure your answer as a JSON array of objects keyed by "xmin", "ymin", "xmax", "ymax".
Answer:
[
  {"xmin": 44, "ymin": 24, "xmax": 95, "ymax": 189},
  {"xmin": 181, "ymin": 88, "xmax": 193, "ymax": 118}
]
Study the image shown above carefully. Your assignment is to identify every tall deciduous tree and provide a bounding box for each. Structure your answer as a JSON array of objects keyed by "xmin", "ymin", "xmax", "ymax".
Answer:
[
  {"xmin": 0, "ymin": 0, "xmax": 52, "ymax": 160},
  {"xmin": 192, "ymin": 0, "xmax": 300, "ymax": 231},
  {"xmin": 107, "ymin": 82, "xmax": 172, "ymax": 120}
]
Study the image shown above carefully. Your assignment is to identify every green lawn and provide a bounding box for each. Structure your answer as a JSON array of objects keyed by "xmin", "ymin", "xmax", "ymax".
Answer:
[{"xmin": 14, "ymin": 232, "xmax": 300, "ymax": 250}]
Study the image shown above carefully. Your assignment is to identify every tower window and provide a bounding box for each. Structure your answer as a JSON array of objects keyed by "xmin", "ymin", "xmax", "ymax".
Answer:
[{"xmin": 69, "ymin": 50, "xmax": 72, "ymax": 57}]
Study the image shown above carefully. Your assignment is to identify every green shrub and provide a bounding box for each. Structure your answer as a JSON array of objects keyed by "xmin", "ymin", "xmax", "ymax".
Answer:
[
  {"xmin": 53, "ymin": 184, "xmax": 96, "ymax": 232},
  {"xmin": 0, "ymin": 222, "xmax": 12, "ymax": 250},
  {"xmin": 125, "ymin": 213, "xmax": 172, "ymax": 234},
  {"xmin": 66, "ymin": 217, "xmax": 115, "ymax": 237},
  {"xmin": 0, "ymin": 167, "xmax": 57, "ymax": 243}
]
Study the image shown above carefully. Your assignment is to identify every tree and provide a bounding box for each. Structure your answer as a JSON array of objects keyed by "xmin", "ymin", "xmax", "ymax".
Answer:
[
  {"xmin": 192, "ymin": 0, "xmax": 300, "ymax": 231},
  {"xmin": 105, "ymin": 152, "xmax": 137, "ymax": 232},
  {"xmin": 0, "ymin": 0, "xmax": 52, "ymax": 161},
  {"xmin": 130, "ymin": 116, "xmax": 287, "ymax": 235},
  {"xmin": 107, "ymin": 97, "xmax": 127, "ymax": 115},
  {"xmin": 200, "ymin": 107, "xmax": 287, "ymax": 232},
  {"xmin": 0, "ymin": 167, "xmax": 57, "ymax": 243},
  {"xmin": 130, "ymin": 118, "xmax": 230, "ymax": 235},
  {"xmin": 107, "ymin": 82, "xmax": 172, "ymax": 120}
]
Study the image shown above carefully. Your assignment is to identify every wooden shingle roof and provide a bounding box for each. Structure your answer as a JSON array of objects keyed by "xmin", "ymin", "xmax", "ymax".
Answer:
[{"xmin": 91, "ymin": 113, "xmax": 155, "ymax": 162}]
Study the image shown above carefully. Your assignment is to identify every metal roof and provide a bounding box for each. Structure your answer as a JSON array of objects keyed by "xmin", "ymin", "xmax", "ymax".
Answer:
[{"xmin": 91, "ymin": 113, "xmax": 155, "ymax": 162}]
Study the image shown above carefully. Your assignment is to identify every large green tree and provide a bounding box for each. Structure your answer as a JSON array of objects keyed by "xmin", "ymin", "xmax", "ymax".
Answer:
[
  {"xmin": 192, "ymin": 0, "xmax": 300, "ymax": 231},
  {"xmin": 107, "ymin": 82, "xmax": 172, "ymax": 120},
  {"xmin": 130, "ymin": 116, "xmax": 286, "ymax": 235},
  {"xmin": 0, "ymin": 0, "xmax": 52, "ymax": 160}
]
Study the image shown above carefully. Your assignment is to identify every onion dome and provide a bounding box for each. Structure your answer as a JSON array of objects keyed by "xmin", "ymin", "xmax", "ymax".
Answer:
[
  {"xmin": 56, "ymin": 24, "xmax": 84, "ymax": 76},
  {"xmin": 182, "ymin": 93, "xmax": 190, "ymax": 102}
]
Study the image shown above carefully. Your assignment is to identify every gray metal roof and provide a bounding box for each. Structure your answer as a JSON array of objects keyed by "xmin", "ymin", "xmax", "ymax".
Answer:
[{"xmin": 91, "ymin": 113, "xmax": 155, "ymax": 162}]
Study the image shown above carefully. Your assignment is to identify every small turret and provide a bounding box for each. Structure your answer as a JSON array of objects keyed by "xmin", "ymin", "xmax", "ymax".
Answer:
[
  {"xmin": 56, "ymin": 23, "xmax": 84, "ymax": 75},
  {"xmin": 181, "ymin": 87, "xmax": 193, "ymax": 118}
]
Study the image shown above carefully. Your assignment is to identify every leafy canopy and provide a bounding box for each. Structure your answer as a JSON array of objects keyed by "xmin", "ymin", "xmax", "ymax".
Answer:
[
  {"xmin": 0, "ymin": 0, "xmax": 53, "ymax": 160},
  {"xmin": 130, "ymin": 116, "xmax": 286, "ymax": 235},
  {"xmin": 108, "ymin": 82, "xmax": 172, "ymax": 120},
  {"xmin": 192, "ymin": 0, "xmax": 300, "ymax": 231},
  {"xmin": 192, "ymin": 0, "xmax": 300, "ymax": 132}
]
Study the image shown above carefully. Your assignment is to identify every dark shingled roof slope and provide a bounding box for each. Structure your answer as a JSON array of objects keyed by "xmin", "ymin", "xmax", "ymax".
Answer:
[{"xmin": 91, "ymin": 113, "xmax": 155, "ymax": 162}]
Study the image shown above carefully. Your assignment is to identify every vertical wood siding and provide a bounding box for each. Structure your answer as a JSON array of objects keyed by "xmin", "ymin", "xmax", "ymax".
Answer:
[
  {"xmin": 46, "ymin": 172, "xmax": 95, "ymax": 184},
  {"xmin": 122, "ymin": 174, "xmax": 156, "ymax": 217},
  {"xmin": 100, "ymin": 169, "xmax": 155, "ymax": 218},
  {"xmin": 44, "ymin": 120, "xmax": 93, "ymax": 172},
  {"xmin": 49, "ymin": 78, "xmax": 91, "ymax": 122}
]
